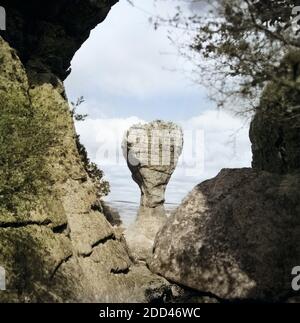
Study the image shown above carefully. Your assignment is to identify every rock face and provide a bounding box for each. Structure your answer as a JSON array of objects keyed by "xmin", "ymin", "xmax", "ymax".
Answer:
[
  {"xmin": 0, "ymin": 0, "xmax": 119, "ymax": 80},
  {"xmin": 123, "ymin": 121, "xmax": 183, "ymax": 260},
  {"xmin": 149, "ymin": 168, "xmax": 300, "ymax": 302},
  {"xmin": 0, "ymin": 2, "xmax": 173, "ymax": 302},
  {"xmin": 250, "ymin": 53, "xmax": 300, "ymax": 174},
  {"xmin": 101, "ymin": 201, "xmax": 122, "ymax": 227},
  {"xmin": 250, "ymin": 103, "xmax": 300, "ymax": 174}
]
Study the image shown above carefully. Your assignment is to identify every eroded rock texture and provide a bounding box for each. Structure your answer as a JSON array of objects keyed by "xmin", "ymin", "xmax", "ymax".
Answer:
[
  {"xmin": 0, "ymin": 2, "xmax": 173, "ymax": 302},
  {"xmin": 123, "ymin": 121, "xmax": 183, "ymax": 260},
  {"xmin": 149, "ymin": 168, "xmax": 300, "ymax": 302}
]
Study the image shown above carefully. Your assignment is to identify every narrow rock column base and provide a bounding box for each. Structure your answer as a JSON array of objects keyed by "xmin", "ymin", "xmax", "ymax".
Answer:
[{"xmin": 125, "ymin": 206, "xmax": 166, "ymax": 261}]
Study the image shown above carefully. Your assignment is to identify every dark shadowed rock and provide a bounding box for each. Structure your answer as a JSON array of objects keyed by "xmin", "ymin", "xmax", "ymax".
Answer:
[
  {"xmin": 250, "ymin": 108, "xmax": 300, "ymax": 174},
  {"xmin": 101, "ymin": 201, "xmax": 122, "ymax": 227},
  {"xmin": 149, "ymin": 168, "xmax": 300, "ymax": 302},
  {"xmin": 250, "ymin": 52, "xmax": 300, "ymax": 174},
  {"xmin": 0, "ymin": 0, "xmax": 119, "ymax": 80}
]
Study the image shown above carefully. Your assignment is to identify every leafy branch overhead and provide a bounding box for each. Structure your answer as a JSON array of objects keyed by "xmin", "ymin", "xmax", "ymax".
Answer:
[
  {"xmin": 70, "ymin": 96, "xmax": 88, "ymax": 121},
  {"xmin": 149, "ymin": 0, "xmax": 300, "ymax": 113}
]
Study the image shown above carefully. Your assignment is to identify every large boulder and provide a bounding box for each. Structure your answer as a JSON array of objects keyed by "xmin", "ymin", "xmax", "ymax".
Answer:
[
  {"xmin": 123, "ymin": 120, "xmax": 183, "ymax": 260},
  {"xmin": 149, "ymin": 168, "xmax": 300, "ymax": 302}
]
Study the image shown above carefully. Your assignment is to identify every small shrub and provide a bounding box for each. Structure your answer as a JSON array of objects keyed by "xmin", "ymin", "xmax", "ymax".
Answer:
[
  {"xmin": 70, "ymin": 97, "xmax": 110, "ymax": 198},
  {"xmin": 0, "ymin": 92, "xmax": 55, "ymax": 213}
]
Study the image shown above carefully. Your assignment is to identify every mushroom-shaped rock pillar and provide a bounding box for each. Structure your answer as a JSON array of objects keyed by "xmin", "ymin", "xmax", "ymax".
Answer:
[{"xmin": 122, "ymin": 120, "xmax": 183, "ymax": 260}]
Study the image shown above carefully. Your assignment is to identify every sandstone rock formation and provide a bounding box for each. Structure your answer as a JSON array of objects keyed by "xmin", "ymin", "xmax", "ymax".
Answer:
[
  {"xmin": 0, "ymin": 2, "xmax": 175, "ymax": 303},
  {"xmin": 123, "ymin": 121, "xmax": 183, "ymax": 260},
  {"xmin": 149, "ymin": 168, "xmax": 300, "ymax": 302}
]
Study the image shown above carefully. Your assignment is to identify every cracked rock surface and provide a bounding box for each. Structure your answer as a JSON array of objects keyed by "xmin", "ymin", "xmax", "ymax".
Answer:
[{"xmin": 149, "ymin": 168, "xmax": 300, "ymax": 302}]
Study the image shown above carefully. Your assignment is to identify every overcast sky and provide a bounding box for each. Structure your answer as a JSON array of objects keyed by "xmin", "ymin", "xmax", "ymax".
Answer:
[{"xmin": 64, "ymin": 0, "xmax": 252, "ymax": 216}]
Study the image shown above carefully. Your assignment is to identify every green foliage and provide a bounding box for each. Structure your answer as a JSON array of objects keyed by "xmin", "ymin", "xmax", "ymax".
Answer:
[
  {"xmin": 259, "ymin": 49, "xmax": 300, "ymax": 118},
  {"xmin": 0, "ymin": 91, "xmax": 55, "ymax": 213},
  {"xmin": 71, "ymin": 96, "xmax": 110, "ymax": 198},
  {"xmin": 70, "ymin": 96, "xmax": 88, "ymax": 121},
  {"xmin": 151, "ymin": 0, "xmax": 300, "ymax": 112},
  {"xmin": 75, "ymin": 135, "xmax": 110, "ymax": 198}
]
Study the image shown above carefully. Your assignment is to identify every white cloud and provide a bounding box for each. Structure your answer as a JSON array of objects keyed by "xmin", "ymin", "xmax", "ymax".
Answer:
[
  {"xmin": 167, "ymin": 110, "xmax": 251, "ymax": 204},
  {"xmin": 65, "ymin": 0, "xmax": 198, "ymax": 100},
  {"xmin": 75, "ymin": 116, "xmax": 144, "ymax": 165}
]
